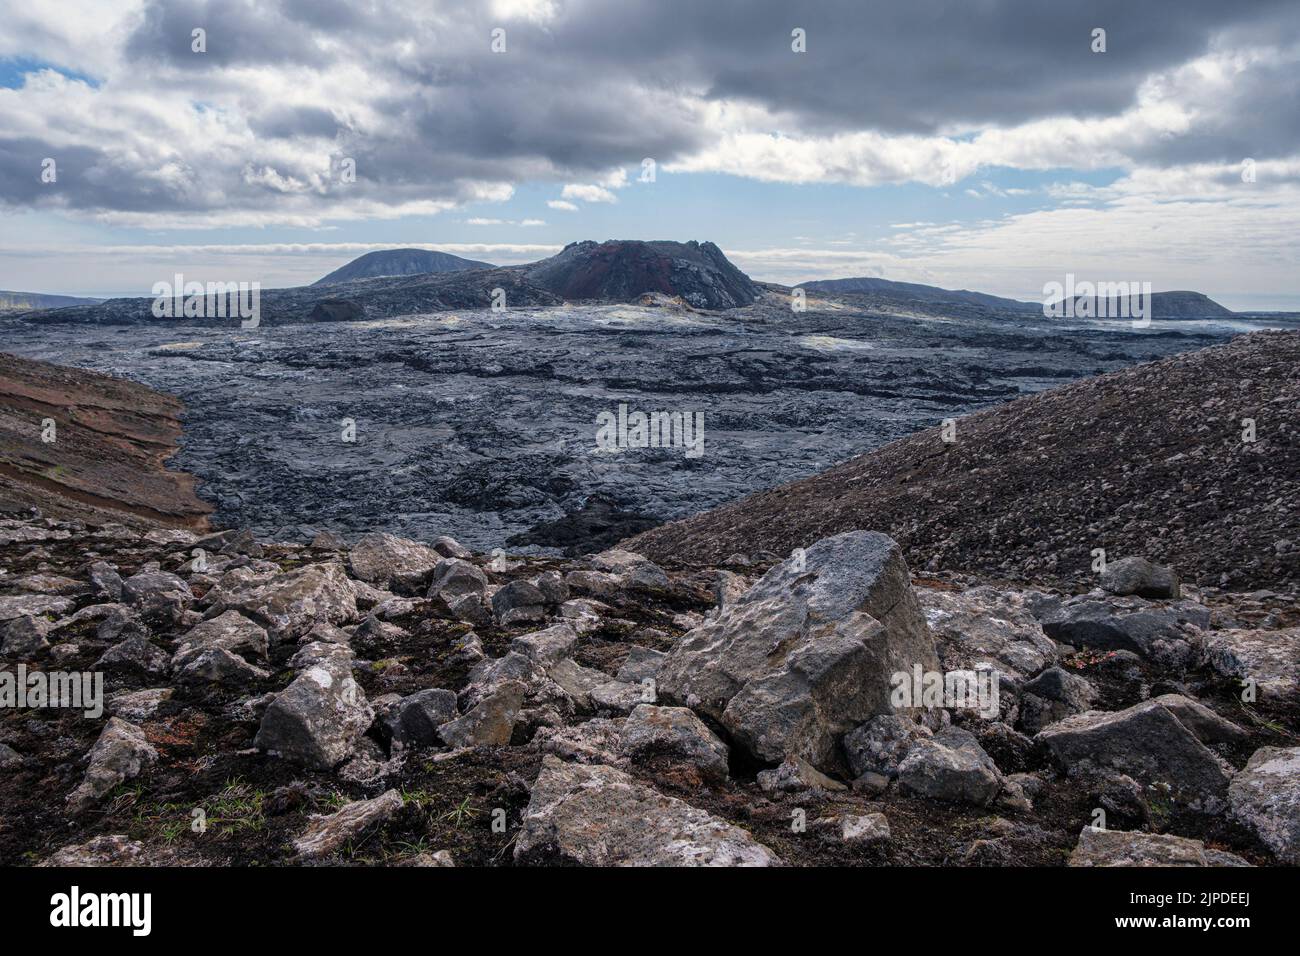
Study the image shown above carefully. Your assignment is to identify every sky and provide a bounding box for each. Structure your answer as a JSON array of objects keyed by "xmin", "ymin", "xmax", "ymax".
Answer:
[{"xmin": 1, "ymin": 0, "xmax": 1298, "ymax": 310}]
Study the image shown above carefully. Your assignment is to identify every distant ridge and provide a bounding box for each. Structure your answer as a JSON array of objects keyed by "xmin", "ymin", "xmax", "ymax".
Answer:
[
  {"xmin": 1046, "ymin": 290, "xmax": 1234, "ymax": 320},
  {"xmin": 0, "ymin": 290, "xmax": 103, "ymax": 312},
  {"xmin": 803, "ymin": 276, "xmax": 1039, "ymax": 314},
  {"xmin": 313, "ymin": 248, "xmax": 493, "ymax": 286}
]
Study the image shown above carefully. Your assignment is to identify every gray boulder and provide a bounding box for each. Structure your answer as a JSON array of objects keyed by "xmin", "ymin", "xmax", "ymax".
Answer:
[
  {"xmin": 95, "ymin": 636, "xmax": 170, "ymax": 676},
  {"xmin": 492, "ymin": 579, "xmax": 547, "ymax": 626},
  {"xmin": 1036, "ymin": 696, "xmax": 1239, "ymax": 810},
  {"xmin": 1199, "ymin": 627, "xmax": 1300, "ymax": 700},
  {"xmin": 1068, "ymin": 827, "xmax": 1250, "ymax": 866},
  {"xmin": 427, "ymin": 558, "xmax": 489, "ymax": 601},
  {"xmin": 438, "ymin": 680, "xmax": 526, "ymax": 747},
  {"xmin": 121, "ymin": 569, "xmax": 193, "ymax": 623},
  {"xmin": 171, "ymin": 610, "xmax": 269, "ymax": 674},
  {"xmin": 387, "ymin": 688, "xmax": 459, "ymax": 748},
  {"xmin": 510, "ymin": 623, "xmax": 578, "ymax": 667},
  {"xmin": 1042, "ymin": 598, "xmax": 1206, "ymax": 667},
  {"xmin": 1, "ymin": 614, "xmax": 51, "ymax": 657},
  {"xmin": 1018, "ymin": 667, "xmax": 1097, "ymax": 735},
  {"xmin": 1228, "ymin": 746, "xmax": 1300, "ymax": 864},
  {"xmin": 843, "ymin": 714, "xmax": 932, "ymax": 779},
  {"xmin": 67, "ymin": 718, "xmax": 158, "ymax": 813},
  {"xmin": 919, "ymin": 585, "xmax": 1057, "ymax": 685},
  {"xmin": 657, "ymin": 530, "xmax": 938, "ymax": 771},
  {"xmin": 514, "ymin": 755, "xmax": 780, "ymax": 866},
  {"xmin": 215, "ymin": 562, "xmax": 358, "ymax": 643},
  {"xmin": 618, "ymin": 704, "xmax": 730, "ymax": 781},
  {"xmin": 87, "ymin": 561, "xmax": 123, "ymax": 601},
  {"xmin": 897, "ymin": 726, "xmax": 1002, "ymax": 806},
  {"xmin": 294, "ymin": 789, "xmax": 404, "ymax": 860},
  {"xmin": 348, "ymin": 532, "xmax": 443, "ymax": 590},
  {"xmin": 254, "ymin": 652, "xmax": 373, "ymax": 768},
  {"xmin": 1101, "ymin": 556, "xmax": 1180, "ymax": 599},
  {"xmin": 616, "ymin": 646, "xmax": 667, "ymax": 683}
]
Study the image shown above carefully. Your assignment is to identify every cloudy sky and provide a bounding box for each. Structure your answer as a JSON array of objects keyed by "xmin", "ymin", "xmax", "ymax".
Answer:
[{"xmin": 1, "ymin": 0, "xmax": 1298, "ymax": 308}]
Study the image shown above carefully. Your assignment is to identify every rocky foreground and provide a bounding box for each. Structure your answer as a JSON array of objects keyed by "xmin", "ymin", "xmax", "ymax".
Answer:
[{"xmin": 2, "ymin": 513, "xmax": 1297, "ymax": 866}]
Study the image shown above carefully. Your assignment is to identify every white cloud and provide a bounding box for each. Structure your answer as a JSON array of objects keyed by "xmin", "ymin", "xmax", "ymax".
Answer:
[
  {"xmin": 560, "ymin": 183, "xmax": 618, "ymax": 203},
  {"xmin": 547, "ymin": 199, "xmax": 579, "ymax": 211}
]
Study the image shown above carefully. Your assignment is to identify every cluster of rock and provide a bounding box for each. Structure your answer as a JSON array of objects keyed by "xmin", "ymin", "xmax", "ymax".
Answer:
[{"xmin": 2, "ymin": 509, "xmax": 1297, "ymax": 867}]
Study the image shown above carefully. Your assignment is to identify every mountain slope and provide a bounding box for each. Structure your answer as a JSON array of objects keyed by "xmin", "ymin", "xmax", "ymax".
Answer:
[
  {"xmin": 624, "ymin": 330, "xmax": 1300, "ymax": 592},
  {"xmin": 0, "ymin": 290, "xmax": 103, "ymax": 312},
  {"xmin": 803, "ymin": 277, "xmax": 1039, "ymax": 313},
  {"xmin": 524, "ymin": 240, "xmax": 759, "ymax": 309},
  {"xmin": 313, "ymin": 248, "xmax": 493, "ymax": 286}
]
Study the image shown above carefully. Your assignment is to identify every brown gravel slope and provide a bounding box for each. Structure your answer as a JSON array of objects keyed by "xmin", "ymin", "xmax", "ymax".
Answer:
[
  {"xmin": 0, "ymin": 352, "xmax": 211, "ymax": 529},
  {"xmin": 625, "ymin": 330, "xmax": 1300, "ymax": 593}
]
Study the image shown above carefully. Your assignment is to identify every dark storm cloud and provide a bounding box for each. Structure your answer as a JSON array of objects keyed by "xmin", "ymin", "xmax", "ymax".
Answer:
[{"xmin": 2, "ymin": 0, "xmax": 1298, "ymax": 219}]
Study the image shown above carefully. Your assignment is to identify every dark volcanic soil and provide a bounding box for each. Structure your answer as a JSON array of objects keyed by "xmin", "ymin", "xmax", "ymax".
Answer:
[{"xmin": 626, "ymin": 330, "xmax": 1300, "ymax": 595}]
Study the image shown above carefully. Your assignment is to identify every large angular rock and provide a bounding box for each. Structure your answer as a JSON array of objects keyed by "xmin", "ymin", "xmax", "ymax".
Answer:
[
  {"xmin": 918, "ymin": 586, "xmax": 1057, "ymax": 684},
  {"xmin": 1200, "ymin": 627, "xmax": 1300, "ymax": 700},
  {"xmin": 438, "ymin": 680, "xmax": 526, "ymax": 748},
  {"xmin": 386, "ymin": 688, "xmax": 459, "ymax": 748},
  {"xmin": 657, "ymin": 531, "xmax": 938, "ymax": 770},
  {"xmin": 1042, "ymin": 598, "xmax": 1206, "ymax": 667},
  {"xmin": 171, "ymin": 610, "xmax": 269, "ymax": 674},
  {"xmin": 254, "ymin": 653, "xmax": 373, "ymax": 768},
  {"xmin": 0, "ymin": 593, "xmax": 74, "ymax": 623},
  {"xmin": 216, "ymin": 562, "xmax": 358, "ymax": 643},
  {"xmin": 1229, "ymin": 746, "xmax": 1300, "ymax": 864},
  {"xmin": 616, "ymin": 646, "xmax": 667, "ymax": 683},
  {"xmin": 843, "ymin": 714, "xmax": 932, "ymax": 779},
  {"xmin": 39, "ymin": 835, "xmax": 147, "ymax": 867},
  {"xmin": 348, "ymin": 532, "xmax": 443, "ymax": 590},
  {"xmin": 510, "ymin": 623, "xmax": 578, "ymax": 667},
  {"xmin": 1037, "ymin": 696, "xmax": 1237, "ymax": 810},
  {"xmin": 121, "ymin": 569, "xmax": 193, "ymax": 623},
  {"xmin": 427, "ymin": 558, "xmax": 489, "ymax": 601},
  {"xmin": 1100, "ymin": 557, "xmax": 1180, "ymax": 599},
  {"xmin": 95, "ymin": 636, "xmax": 170, "ymax": 676},
  {"xmin": 1, "ymin": 614, "xmax": 51, "ymax": 657},
  {"xmin": 896, "ymin": 726, "xmax": 1002, "ymax": 806},
  {"xmin": 1018, "ymin": 667, "xmax": 1096, "ymax": 735},
  {"xmin": 293, "ymin": 789, "xmax": 404, "ymax": 860},
  {"xmin": 492, "ymin": 579, "xmax": 546, "ymax": 626},
  {"xmin": 514, "ymin": 756, "xmax": 780, "ymax": 866},
  {"xmin": 67, "ymin": 718, "xmax": 158, "ymax": 813},
  {"xmin": 1068, "ymin": 827, "xmax": 1250, "ymax": 867},
  {"xmin": 87, "ymin": 561, "xmax": 124, "ymax": 602},
  {"xmin": 618, "ymin": 704, "xmax": 730, "ymax": 782}
]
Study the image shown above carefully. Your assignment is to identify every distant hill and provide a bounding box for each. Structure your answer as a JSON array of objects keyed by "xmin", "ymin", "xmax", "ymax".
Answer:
[
  {"xmin": 1046, "ymin": 290, "xmax": 1234, "ymax": 320},
  {"xmin": 803, "ymin": 276, "xmax": 1040, "ymax": 314},
  {"xmin": 313, "ymin": 248, "xmax": 493, "ymax": 286},
  {"xmin": 524, "ymin": 240, "xmax": 759, "ymax": 310},
  {"xmin": 0, "ymin": 290, "xmax": 103, "ymax": 312},
  {"xmin": 624, "ymin": 330, "xmax": 1300, "ymax": 593}
]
